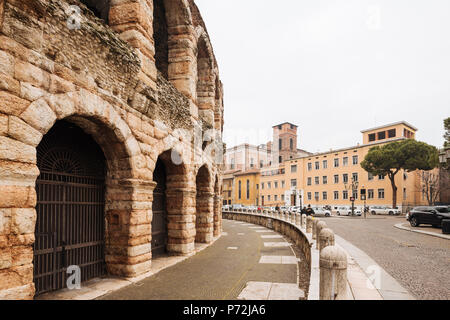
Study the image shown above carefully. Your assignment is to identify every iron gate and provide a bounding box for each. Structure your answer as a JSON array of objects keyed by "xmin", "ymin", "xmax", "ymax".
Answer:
[
  {"xmin": 34, "ymin": 121, "xmax": 107, "ymax": 295},
  {"xmin": 151, "ymin": 159, "xmax": 168, "ymax": 256}
]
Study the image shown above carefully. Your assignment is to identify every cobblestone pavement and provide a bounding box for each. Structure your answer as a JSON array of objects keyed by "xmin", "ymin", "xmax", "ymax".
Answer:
[
  {"xmin": 323, "ymin": 215, "xmax": 450, "ymax": 300},
  {"xmin": 99, "ymin": 220, "xmax": 309, "ymax": 300}
]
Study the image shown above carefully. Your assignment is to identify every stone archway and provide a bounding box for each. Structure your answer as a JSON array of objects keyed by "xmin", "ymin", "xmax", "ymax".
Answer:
[
  {"xmin": 34, "ymin": 120, "xmax": 108, "ymax": 295},
  {"xmin": 152, "ymin": 150, "xmax": 194, "ymax": 255},
  {"xmin": 0, "ymin": 90, "xmax": 153, "ymax": 298},
  {"xmin": 213, "ymin": 175, "xmax": 222, "ymax": 237},
  {"xmin": 195, "ymin": 165, "xmax": 214, "ymax": 243}
]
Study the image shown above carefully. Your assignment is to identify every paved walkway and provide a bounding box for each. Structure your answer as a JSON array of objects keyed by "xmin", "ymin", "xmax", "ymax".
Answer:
[{"xmin": 98, "ymin": 220, "xmax": 305, "ymax": 300}]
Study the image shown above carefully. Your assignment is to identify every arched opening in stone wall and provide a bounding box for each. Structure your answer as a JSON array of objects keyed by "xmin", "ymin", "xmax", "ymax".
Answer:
[
  {"xmin": 195, "ymin": 165, "xmax": 213, "ymax": 243},
  {"xmin": 213, "ymin": 176, "xmax": 221, "ymax": 237},
  {"xmin": 196, "ymin": 35, "xmax": 216, "ymax": 125},
  {"xmin": 151, "ymin": 158, "xmax": 168, "ymax": 256},
  {"xmin": 153, "ymin": 0, "xmax": 169, "ymax": 80},
  {"xmin": 153, "ymin": 150, "xmax": 191, "ymax": 255},
  {"xmin": 80, "ymin": 0, "xmax": 110, "ymax": 22},
  {"xmin": 34, "ymin": 120, "xmax": 107, "ymax": 295}
]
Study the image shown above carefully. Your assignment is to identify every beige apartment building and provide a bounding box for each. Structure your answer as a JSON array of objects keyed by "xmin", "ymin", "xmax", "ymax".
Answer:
[
  {"xmin": 222, "ymin": 123, "xmax": 311, "ymax": 206},
  {"xmin": 257, "ymin": 121, "xmax": 431, "ymax": 211}
]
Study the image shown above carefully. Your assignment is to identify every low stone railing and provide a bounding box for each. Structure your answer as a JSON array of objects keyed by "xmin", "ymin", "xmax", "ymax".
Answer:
[{"xmin": 222, "ymin": 209, "xmax": 349, "ymax": 300}]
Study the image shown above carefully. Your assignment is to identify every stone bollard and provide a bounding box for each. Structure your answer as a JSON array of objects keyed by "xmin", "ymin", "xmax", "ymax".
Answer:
[
  {"xmin": 319, "ymin": 228, "xmax": 335, "ymax": 253},
  {"xmin": 312, "ymin": 219, "xmax": 319, "ymax": 240},
  {"xmin": 316, "ymin": 221, "xmax": 327, "ymax": 249},
  {"xmin": 295, "ymin": 212, "xmax": 300, "ymax": 226},
  {"xmin": 320, "ymin": 245, "xmax": 348, "ymax": 300},
  {"xmin": 302, "ymin": 214, "xmax": 307, "ymax": 229},
  {"xmin": 306, "ymin": 216, "xmax": 313, "ymax": 233}
]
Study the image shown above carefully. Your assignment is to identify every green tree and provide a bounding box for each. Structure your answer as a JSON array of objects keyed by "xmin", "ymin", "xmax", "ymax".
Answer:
[
  {"xmin": 444, "ymin": 117, "xmax": 450, "ymax": 147},
  {"xmin": 361, "ymin": 139, "xmax": 439, "ymax": 208}
]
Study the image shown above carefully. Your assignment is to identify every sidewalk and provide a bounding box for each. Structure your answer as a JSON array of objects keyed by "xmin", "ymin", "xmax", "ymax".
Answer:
[
  {"xmin": 305, "ymin": 222, "xmax": 414, "ymax": 300},
  {"xmin": 394, "ymin": 223, "xmax": 450, "ymax": 240},
  {"xmin": 335, "ymin": 234, "xmax": 415, "ymax": 300},
  {"xmin": 36, "ymin": 240, "xmax": 220, "ymax": 300}
]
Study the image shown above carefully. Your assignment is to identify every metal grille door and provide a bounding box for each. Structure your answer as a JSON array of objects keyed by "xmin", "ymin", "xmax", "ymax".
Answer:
[
  {"xmin": 151, "ymin": 159, "xmax": 168, "ymax": 256},
  {"xmin": 34, "ymin": 121, "xmax": 107, "ymax": 295}
]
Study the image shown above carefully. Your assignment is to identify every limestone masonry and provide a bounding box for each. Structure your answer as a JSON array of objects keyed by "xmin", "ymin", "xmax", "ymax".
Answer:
[{"xmin": 0, "ymin": 0, "xmax": 224, "ymax": 299}]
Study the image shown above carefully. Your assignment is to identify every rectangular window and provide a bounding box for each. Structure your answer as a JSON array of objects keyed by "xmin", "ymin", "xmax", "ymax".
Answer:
[
  {"xmin": 279, "ymin": 138, "xmax": 282, "ymax": 150},
  {"xmin": 308, "ymin": 163, "xmax": 312, "ymax": 171},
  {"xmin": 343, "ymin": 157, "xmax": 349, "ymax": 166},
  {"xmin": 291, "ymin": 165, "xmax": 297, "ymax": 173},
  {"xmin": 334, "ymin": 158, "xmax": 339, "ymax": 167},
  {"xmin": 250, "ymin": 158, "xmax": 254, "ymax": 168},
  {"xmin": 238, "ymin": 181, "xmax": 242, "ymax": 200},
  {"xmin": 352, "ymin": 190, "xmax": 358, "ymax": 200},
  {"xmin": 378, "ymin": 189, "xmax": 385, "ymax": 199},
  {"xmin": 352, "ymin": 173, "xmax": 358, "ymax": 182},
  {"xmin": 274, "ymin": 181, "xmax": 278, "ymax": 189},
  {"xmin": 323, "ymin": 192, "xmax": 328, "ymax": 200},
  {"xmin": 281, "ymin": 195, "xmax": 285, "ymax": 201},
  {"xmin": 246, "ymin": 180, "xmax": 250, "ymax": 199},
  {"xmin": 343, "ymin": 174, "xmax": 349, "ymax": 183},
  {"xmin": 323, "ymin": 176, "xmax": 328, "ymax": 185},
  {"xmin": 268, "ymin": 182, "xmax": 271, "ymax": 189},
  {"xmin": 261, "ymin": 183, "xmax": 264, "ymax": 190},
  {"xmin": 315, "ymin": 161, "xmax": 320, "ymax": 170},
  {"xmin": 323, "ymin": 160, "xmax": 328, "ymax": 169},
  {"xmin": 334, "ymin": 175, "xmax": 339, "ymax": 184},
  {"xmin": 315, "ymin": 177, "xmax": 320, "ymax": 185},
  {"xmin": 268, "ymin": 195, "xmax": 271, "ymax": 201},
  {"xmin": 343, "ymin": 191, "xmax": 349, "ymax": 200},
  {"xmin": 334, "ymin": 191, "xmax": 339, "ymax": 200},
  {"xmin": 403, "ymin": 188, "xmax": 407, "ymax": 200},
  {"xmin": 291, "ymin": 179, "xmax": 297, "ymax": 188},
  {"xmin": 352, "ymin": 155, "xmax": 358, "ymax": 165},
  {"xmin": 368, "ymin": 189, "xmax": 374, "ymax": 199},
  {"xmin": 388, "ymin": 129, "xmax": 396, "ymax": 138},
  {"xmin": 315, "ymin": 192, "xmax": 319, "ymax": 200},
  {"xmin": 378, "ymin": 131, "xmax": 386, "ymax": 140},
  {"xmin": 307, "ymin": 177, "xmax": 312, "ymax": 186},
  {"xmin": 281, "ymin": 180, "xmax": 285, "ymax": 188},
  {"xmin": 290, "ymin": 138, "xmax": 293, "ymax": 150},
  {"xmin": 379, "ymin": 175, "xmax": 385, "ymax": 180},
  {"xmin": 274, "ymin": 195, "xmax": 278, "ymax": 201},
  {"xmin": 368, "ymin": 173, "xmax": 374, "ymax": 181},
  {"xmin": 368, "ymin": 133, "xmax": 376, "ymax": 142},
  {"xmin": 307, "ymin": 192, "xmax": 312, "ymax": 201}
]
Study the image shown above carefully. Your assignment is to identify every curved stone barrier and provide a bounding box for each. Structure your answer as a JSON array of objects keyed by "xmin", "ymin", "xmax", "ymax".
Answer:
[{"xmin": 222, "ymin": 210, "xmax": 347, "ymax": 300}]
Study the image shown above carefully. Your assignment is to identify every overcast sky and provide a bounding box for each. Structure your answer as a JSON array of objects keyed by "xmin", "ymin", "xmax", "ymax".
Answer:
[{"xmin": 195, "ymin": 0, "xmax": 450, "ymax": 153}]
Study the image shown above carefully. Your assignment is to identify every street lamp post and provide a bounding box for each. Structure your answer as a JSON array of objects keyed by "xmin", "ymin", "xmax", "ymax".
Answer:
[{"xmin": 344, "ymin": 177, "xmax": 359, "ymax": 216}]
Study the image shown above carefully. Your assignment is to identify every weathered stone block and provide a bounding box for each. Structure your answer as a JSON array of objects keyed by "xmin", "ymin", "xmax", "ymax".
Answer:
[
  {"xmin": 0, "ymin": 49, "xmax": 14, "ymax": 75},
  {"xmin": 0, "ymin": 91, "xmax": 29, "ymax": 116},
  {"xmin": 20, "ymin": 98, "xmax": 56, "ymax": 134},
  {"xmin": 0, "ymin": 186, "xmax": 36, "ymax": 208},
  {"xmin": 11, "ymin": 208, "xmax": 36, "ymax": 235},
  {"xmin": 0, "ymin": 136, "xmax": 36, "ymax": 163},
  {"xmin": 0, "ymin": 264, "xmax": 33, "ymax": 291},
  {"xmin": 0, "ymin": 73, "xmax": 20, "ymax": 95},
  {"xmin": 8, "ymin": 116, "xmax": 42, "ymax": 147},
  {"xmin": 0, "ymin": 283, "xmax": 34, "ymax": 300},
  {"xmin": 14, "ymin": 61, "xmax": 49, "ymax": 89}
]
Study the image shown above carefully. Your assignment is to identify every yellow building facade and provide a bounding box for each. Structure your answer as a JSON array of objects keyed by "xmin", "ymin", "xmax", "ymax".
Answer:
[
  {"xmin": 257, "ymin": 122, "xmax": 430, "ymax": 211},
  {"xmin": 232, "ymin": 170, "xmax": 261, "ymax": 206}
]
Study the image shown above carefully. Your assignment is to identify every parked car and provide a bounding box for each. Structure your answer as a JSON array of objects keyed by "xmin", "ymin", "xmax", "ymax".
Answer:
[
  {"xmin": 336, "ymin": 206, "xmax": 362, "ymax": 216},
  {"xmin": 312, "ymin": 207, "xmax": 331, "ymax": 217},
  {"xmin": 231, "ymin": 204, "xmax": 245, "ymax": 210},
  {"xmin": 407, "ymin": 206, "xmax": 450, "ymax": 228},
  {"xmin": 369, "ymin": 206, "xmax": 401, "ymax": 215}
]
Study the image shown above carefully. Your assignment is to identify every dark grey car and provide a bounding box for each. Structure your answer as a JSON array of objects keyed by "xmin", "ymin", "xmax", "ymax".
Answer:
[{"xmin": 407, "ymin": 206, "xmax": 450, "ymax": 228}]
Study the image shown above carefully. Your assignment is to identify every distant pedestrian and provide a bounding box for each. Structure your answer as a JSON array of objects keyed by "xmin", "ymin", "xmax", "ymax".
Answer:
[{"xmin": 306, "ymin": 205, "xmax": 314, "ymax": 216}]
